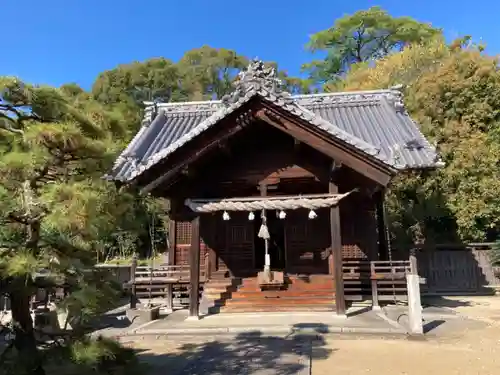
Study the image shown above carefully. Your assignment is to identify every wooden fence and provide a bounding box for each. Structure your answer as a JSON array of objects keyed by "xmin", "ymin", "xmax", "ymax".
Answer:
[
  {"xmin": 343, "ymin": 259, "xmax": 414, "ymax": 302},
  {"xmin": 394, "ymin": 243, "xmax": 500, "ymax": 295},
  {"xmin": 92, "ymin": 243, "xmax": 500, "ymax": 300}
]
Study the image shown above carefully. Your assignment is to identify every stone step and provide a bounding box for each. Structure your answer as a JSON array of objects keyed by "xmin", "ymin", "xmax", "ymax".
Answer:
[{"xmin": 219, "ymin": 304, "xmax": 335, "ymax": 313}]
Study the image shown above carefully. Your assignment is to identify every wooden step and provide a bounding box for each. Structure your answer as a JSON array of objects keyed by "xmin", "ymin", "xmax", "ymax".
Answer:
[
  {"xmin": 208, "ymin": 275, "xmax": 234, "ymax": 281},
  {"xmin": 242, "ymin": 276, "xmax": 331, "ymax": 283},
  {"xmin": 225, "ymin": 297, "xmax": 334, "ymax": 306},
  {"xmin": 204, "ymin": 282, "xmax": 235, "ymax": 289},
  {"xmin": 231, "ymin": 290, "xmax": 334, "ymax": 299},
  {"xmin": 240, "ymin": 277, "xmax": 333, "ymax": 286},
  {"xmin": 204, "ymin": 291, "xmax": 233, "ymax": 300},
  {"xmin": 205, "ymin": 283, "xmax": 235, "ymax": 290},
  {"xmin": 204, "ymin": 288, "xmax": 229, "ymax": 295},
  {"xmin": 237, "ymin": 284, "xmax": 335, "ymax": 292}
]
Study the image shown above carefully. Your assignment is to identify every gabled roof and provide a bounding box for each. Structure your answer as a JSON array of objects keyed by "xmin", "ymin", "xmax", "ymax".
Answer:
[{"xmin": 107, "ymin": 59, "xmax": 443, "ymax": 183}]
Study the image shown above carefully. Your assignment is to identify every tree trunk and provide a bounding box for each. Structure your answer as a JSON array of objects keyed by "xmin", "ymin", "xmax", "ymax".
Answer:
[{"xmin": 10, "ymin": 291, "xmax": 45, "ymax": 375}]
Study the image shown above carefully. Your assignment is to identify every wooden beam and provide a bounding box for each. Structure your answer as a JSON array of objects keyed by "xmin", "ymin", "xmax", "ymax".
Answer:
[
  {"xmin": 140, "ymin": 122, "xmax": 244, "ymax": 194},
  {"xmin": 188, "ymin": 215, "xmax": 201, "ymax": 318},
  {"xmin": 329, "ymin": 167, "xmax": 346, "ymax": 316},
  {"xmin": 256, "ymin": 107, "xmax": 393, "ymax": 186}
]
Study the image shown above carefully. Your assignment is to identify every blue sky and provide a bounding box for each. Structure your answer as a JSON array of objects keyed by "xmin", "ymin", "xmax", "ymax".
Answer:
[{"xmin": 3, "ymin": 0, "xmax": 498, "ymax": 89}]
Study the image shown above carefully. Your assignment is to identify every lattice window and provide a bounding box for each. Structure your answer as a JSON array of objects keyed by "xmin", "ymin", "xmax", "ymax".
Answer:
[
  {"xmin": 228, "ymin": 225, "xmax": 252, "ymax": 244},
  {"xmin": 176, "ymin": 221, "xmax": 192, "ymax": 245},
  {"xmin": 174, "ymin": 244, "xmax": 209, "ymax": 266},
  {"xmin": 342, "ymin": 244, "xmax": 367, "ymax": 259},
  {"xmin": 175, "ymin": 247, "xmax": 189, "ymax": 265}
]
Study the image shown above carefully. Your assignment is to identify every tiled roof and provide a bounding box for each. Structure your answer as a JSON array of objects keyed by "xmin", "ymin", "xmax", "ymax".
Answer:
[{"xmin": 107, "ymin": 60, "xmax": 443, "ymax": 183}]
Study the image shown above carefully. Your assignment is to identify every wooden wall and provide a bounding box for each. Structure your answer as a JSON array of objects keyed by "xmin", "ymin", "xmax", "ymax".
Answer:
[
  {"xmin": 340, "ymin": 194, "xmax": 378, "ymax": 260},
  {"xmin": 166, "ymin": 121, "xmax": 381, "ymax": 274},
  {"xmin": 171, "ymin": 194, "xmax": 379, "ymax": 276}
]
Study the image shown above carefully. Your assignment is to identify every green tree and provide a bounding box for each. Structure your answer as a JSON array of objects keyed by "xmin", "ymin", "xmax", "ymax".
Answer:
[
  {"xmin": 336, "ymin": 39, "xmax": 500, "ymax": 245},
  {"xmin": 0, "ymin": 77, "xmax": 140, "ymax": 374},
  {"xmin": 176, "ymin": 46, "xmax": 249, "ymax": 100},
  {"xmin": 92, "ymin": 57, "xmax": 189, "ymax": 133},
  {"xmin": 92, "ymin": 47, "xmax": 313, "ymax": 117},
  {"xmin": 304, "ymin": 6, "xmax": 441, "ymax": 85}
]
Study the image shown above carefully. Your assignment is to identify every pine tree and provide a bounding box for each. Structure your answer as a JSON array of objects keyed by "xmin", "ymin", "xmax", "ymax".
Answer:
[{"xmin": 0, "ymin": 77, "xmax": 138, "ymax": 374}]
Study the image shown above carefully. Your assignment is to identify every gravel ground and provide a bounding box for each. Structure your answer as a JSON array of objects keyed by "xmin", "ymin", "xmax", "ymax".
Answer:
[{"xmin": 125, "ymin": 296, "xmax": 500, "ymax": 375}]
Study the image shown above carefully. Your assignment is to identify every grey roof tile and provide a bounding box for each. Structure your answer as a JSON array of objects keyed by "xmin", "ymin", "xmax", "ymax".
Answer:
[{"xmin": 107, "ymin": 60, "xmax": 442, "ymax": 183}]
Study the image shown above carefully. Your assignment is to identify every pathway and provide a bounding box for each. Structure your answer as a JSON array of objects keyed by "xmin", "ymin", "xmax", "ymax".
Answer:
[{"xmin": 112, "ymin": 296, "xmax": 500, "ymax": 374}]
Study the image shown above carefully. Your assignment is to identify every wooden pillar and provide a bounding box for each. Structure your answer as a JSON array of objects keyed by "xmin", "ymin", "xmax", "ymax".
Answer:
[
  {"xmin": 165, "ymin": 284, "xmax": 173, "ymax": 311},
  {"xmin": 188, "ymin": 215, "xmax": 201, "ymax": 318},
  {"xmin": 330, "ymin": 164, "xmax": 346, "ymax": 317},
  {"xmin": 168, "ymin": 219, "xmax": 176, "ymax": 265},
  {"xmin": 208, "ymin": 216, "xmax": 217, "ymax": 274},
  {"xmin": 370, "ymin": 262, "xmax": 380, "ymax": 310},
  {"xmin": 375, "ymin": 190, "xmax": 389, "ymax": 260},
  {"xmin": 130, "ymin": 254, "xmax": 138, "ymax": 309}
]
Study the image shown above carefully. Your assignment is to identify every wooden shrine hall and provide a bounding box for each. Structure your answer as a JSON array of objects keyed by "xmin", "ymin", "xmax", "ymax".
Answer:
[{"xmin": 107, "ymin": 60, "xmax": 442, "ymax": 318}]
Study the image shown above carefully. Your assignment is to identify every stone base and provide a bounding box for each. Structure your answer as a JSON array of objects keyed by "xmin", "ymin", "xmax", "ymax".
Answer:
[
  {"xmin": 33, "ymin": 309, "xmax": 60, "ymax": 332},
  {"xmin": 258, "ymin": 270, "xmax": 285, "ymax": 290},
  {"xmin": 127, "ymin": 306, "xmax": 160, "ymax": 323}
]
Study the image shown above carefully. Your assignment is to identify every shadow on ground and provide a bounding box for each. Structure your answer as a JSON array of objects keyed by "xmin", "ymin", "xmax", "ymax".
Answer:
[
  {"xmin": 136, "ymin": 324, "xmax": 333, "ymax": 375},
  {"xmin": 422, "ymin": 296, "xmax": 473, "ymax": 309}
]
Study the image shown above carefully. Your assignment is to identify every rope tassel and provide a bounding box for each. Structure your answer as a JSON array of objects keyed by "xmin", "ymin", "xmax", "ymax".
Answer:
[
  {"xmin": 258, "ymin": 214, "xmax": 270, "ymax": 239},
  {"xmin": 258, "ymin": 223, "xmax": 270, "ymax": 239}
]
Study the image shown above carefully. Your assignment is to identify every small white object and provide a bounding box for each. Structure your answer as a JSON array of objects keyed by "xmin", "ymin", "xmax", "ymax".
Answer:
[
  {"xmin": 222, "ymin": 211, "xmax": 230, "ymax": 221},
  {"xmin": 265, "ymin": 253, "xmax": 271, "ymax": 267},
  {"xmin": 278, "ymin": 210, "xmax": 286, "ymax": 219},
  {"xmin": 248, "ymin": 212, "xmax": 255, "ymax": 221},
  {"xmin": 258, "ymin": 223, "xmax": 270, "ymax": 239},
  {"xmin": 308, "ymin": 210, "xmax": 317, "ymax": 219},
  {"xmin": 406, "ymin": 274, "xmax": 424, "ymax": 335}
]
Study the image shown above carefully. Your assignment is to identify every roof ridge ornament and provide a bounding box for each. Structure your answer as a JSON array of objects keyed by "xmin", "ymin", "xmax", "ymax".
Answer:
[
  {"xmin": 221, "ymin": 58, "xmax": 288, "ymax": 107},
  {"xmin": 388, "ymin": 84, "xmax": 406, "ymax": 113}
]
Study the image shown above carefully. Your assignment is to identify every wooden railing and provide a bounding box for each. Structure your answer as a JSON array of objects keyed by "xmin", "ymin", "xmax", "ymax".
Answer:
[
  {"xmin": 127, "ymin": 253, "xmax": 209, "ymax": 309},
  {"xmin": 342, "ymin": 259, "xmax": 417, "ymax": 303}
]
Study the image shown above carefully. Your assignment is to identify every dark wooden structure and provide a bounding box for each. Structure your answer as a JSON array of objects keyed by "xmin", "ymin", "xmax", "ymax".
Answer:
[
  {"xmin": 108, "ymin": 60, "xmax": 442, "ymax": 317},
  {"xmin": 126, "ymin": 259, "xmax": 208, "ymax": 311}
]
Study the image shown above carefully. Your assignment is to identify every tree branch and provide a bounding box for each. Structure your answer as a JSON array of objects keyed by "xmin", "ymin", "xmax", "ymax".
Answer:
[
  {"xmin": 354, "ymin": 23, "xmax": 367, "ymax": 62},
  {"xmin": 0, "ymin": 113, "xmax": 24, "ymax": 135}
]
